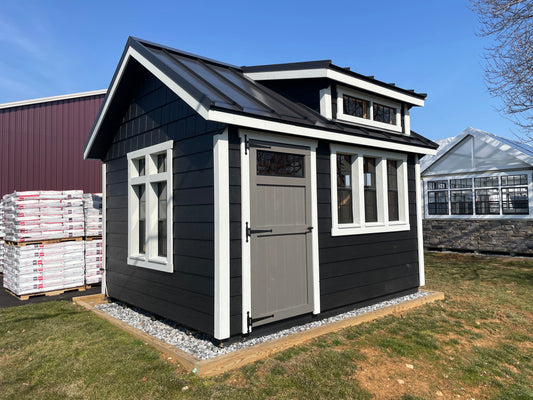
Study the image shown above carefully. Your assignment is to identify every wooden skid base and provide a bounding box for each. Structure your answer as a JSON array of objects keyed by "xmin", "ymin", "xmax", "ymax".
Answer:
[
  {"xmin": 8, "ymin": 285, "xmax": 86, "ymax": 300},
  {"xmin": 73, "ymin": 291, "xmax": 445, "ymax": 377},
  {"xmin": 5, "ymin": 237, "xmax": 83, "ymax": 247},
  {"xmin": 84, "ymin": 236, "xmax": 103, "ymax": 241}
]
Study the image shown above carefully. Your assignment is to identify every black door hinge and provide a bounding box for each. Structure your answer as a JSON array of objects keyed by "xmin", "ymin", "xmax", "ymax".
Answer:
[
  {"xmin": 245, "ymin": 222, "xmax": 272, "ymax": 242},
  {"xmin": 245, "ymin": 135, "xmax": 271, "ymax": 155},
  {"xmin": 247, "ymin": 311, "xmax": 274, "ymax": 333}
]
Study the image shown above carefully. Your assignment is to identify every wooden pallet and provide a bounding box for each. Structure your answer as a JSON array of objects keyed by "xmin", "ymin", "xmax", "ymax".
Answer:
[
  {"xmin": 4, "ymin": 237, "xmax": 83, "ymax": 247},
  {"xmin": 84, "ymin": 236, "xmax": 103, "ymax": 241},
  {"xmin": 7, "ymin": 285, "xmax": 86, "ymax": 300}
]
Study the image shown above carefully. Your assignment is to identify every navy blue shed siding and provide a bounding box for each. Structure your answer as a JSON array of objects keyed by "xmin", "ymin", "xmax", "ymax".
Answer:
[
  {"xmin": 104, "ymin": 68, "xmax": 225, "ymax": 335},
  {"xmin": 315, "ymin": 141, "xmax": 419, "ymax": 311}
]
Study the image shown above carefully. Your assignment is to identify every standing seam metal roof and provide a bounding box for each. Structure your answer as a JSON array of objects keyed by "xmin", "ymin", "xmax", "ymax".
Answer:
[{"xmin": 84, "ymin": 37, "xmax": 437, "ymax": 158}]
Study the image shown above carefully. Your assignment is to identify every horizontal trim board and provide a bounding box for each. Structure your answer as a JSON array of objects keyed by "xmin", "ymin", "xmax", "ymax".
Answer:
[{"xmin": 210, "ymin": 110, "xmax": 435, "ymax": 155}]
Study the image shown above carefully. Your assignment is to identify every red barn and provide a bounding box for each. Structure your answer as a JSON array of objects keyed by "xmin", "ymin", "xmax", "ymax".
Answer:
[{"xmin": 0, "ymin": 90, "xmax": 106, "ymax": 197}]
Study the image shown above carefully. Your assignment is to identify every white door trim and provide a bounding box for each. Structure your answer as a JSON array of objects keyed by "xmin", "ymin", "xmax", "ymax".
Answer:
[{"xmin": 239, "ymin": 129, "xmax": 320, "ymax": 334}]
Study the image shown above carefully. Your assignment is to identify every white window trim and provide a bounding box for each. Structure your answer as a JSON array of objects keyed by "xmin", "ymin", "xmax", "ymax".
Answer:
[
  {"xmin": 127, "ymin": 140, "xmax": 174, "ymax": 272},
  {"xmin": 423, "ymin": 170, "xmax": 533, "ymax": 219},
  {"xmin": 330, "ymin": 144, "xmax": 410, "ymax": 236},
  {"xmin": 336, "ymin": 87, "xmax": 402, "ymax": 133}
]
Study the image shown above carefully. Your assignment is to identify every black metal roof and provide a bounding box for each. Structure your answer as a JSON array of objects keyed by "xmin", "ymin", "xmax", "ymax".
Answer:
[
  {"xmin": 242, "ymin": 61, "xmax": 427, "ymax": 100},
  {"xmin": 84, "ymin": 37, "xmax": 437, "ymax": 159}
]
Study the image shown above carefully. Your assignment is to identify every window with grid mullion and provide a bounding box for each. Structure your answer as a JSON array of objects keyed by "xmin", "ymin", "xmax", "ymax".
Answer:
[{"xmin": 450, "ymin": 190, "xmax": 473, "ymax": 215}]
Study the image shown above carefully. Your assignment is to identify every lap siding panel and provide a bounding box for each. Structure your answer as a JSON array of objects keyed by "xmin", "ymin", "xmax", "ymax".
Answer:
[{"xmin": 103, "ymin": 69, "xmax": 225, "ymax": 336}]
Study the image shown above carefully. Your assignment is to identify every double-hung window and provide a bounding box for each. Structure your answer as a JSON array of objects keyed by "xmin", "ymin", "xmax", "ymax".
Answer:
[
  {"xmin": 127, "ymin": 140, "xmax": 173, "ymax": 272},
  {"xmin": 331, "ymin": 145, "xmax": 409, "ymax": 235}
]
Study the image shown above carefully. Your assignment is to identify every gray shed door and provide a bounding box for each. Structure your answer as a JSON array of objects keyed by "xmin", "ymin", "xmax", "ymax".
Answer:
[{"xmin": 249, "ymin": 140, "xmax": 314, "ymax": 327}]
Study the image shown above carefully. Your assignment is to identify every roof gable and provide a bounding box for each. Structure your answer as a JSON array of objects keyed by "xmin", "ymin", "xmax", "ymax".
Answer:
[
  {"xmin": 422, "ymin": 127, "xmax": 533, "ymax": 176},
  {"xmin": 84, "ymin": 37, "xmax": 437, "ymax": 160}
]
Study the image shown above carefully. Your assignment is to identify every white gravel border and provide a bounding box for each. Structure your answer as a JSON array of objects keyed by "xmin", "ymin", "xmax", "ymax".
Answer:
[{"xmin": 96, "ymin": 291, "xmax": 431, "ymax": 360}]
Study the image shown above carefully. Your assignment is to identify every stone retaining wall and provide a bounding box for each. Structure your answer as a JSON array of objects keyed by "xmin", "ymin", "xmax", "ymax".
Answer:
[{"xmin": 423, "ymin": 219, "xmax": 533, "ymax": 256}]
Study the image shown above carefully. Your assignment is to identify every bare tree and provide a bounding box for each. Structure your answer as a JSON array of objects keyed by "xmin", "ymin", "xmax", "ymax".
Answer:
[{"xmin": 471, "ymin": 0, "xmax": 533, "ymax": 141}]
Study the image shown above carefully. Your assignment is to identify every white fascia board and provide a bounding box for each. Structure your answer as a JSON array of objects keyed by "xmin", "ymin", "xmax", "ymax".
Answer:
[
  {"xmin": 84, "ymin": 46, "xmax": 209, "ymax": 160},
  {"xmin": 0, "ymin": 89, "xmax": 107, "ymax": 111},
  {"xmin": 209, "ymin": 109, "xmax": 436, "ymax": 155},
  {"xmin": 244, "ymin": 68, "xmax": 425, "ymax": 107}
]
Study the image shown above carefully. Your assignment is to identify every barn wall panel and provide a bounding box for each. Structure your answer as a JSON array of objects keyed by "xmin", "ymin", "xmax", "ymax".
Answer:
[{"xmin": 0, "ymin": 94, "xmax": 104, "ymax": 197}]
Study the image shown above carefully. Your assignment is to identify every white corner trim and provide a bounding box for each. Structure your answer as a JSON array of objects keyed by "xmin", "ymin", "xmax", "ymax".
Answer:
[
  {"xmin": 0, "ymin": 89, "xmax": 107, "ymax": 111},
  {"xmin": 309, "ymin": 146, "xmax": 321, "ymax": 315},
  {"xmin": 415, "ymin": 155, "xmax": 425, "ymax": 286},
  {"xmin": 319, "ymin": 86, "xmax": 332, "ymax": 119},
  {"xmin": 403, "ymin": 105, "xmax": 411, "ymax": 135},
  {"xmin": 101, "ymin": 163, "xmax": 108, "ymax": 296},
  {"xmin": 214, "ymin": 128, "xmax": 231, "ymax": 340}
]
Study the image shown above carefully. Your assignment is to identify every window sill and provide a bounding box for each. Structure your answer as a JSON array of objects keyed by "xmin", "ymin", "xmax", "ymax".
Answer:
[
  {"xmin": 332, "ymin": 223, "xmax": 410, "ymax": 236},
  {"xmin": 127, "ymin": 256, "xmax": 173, "ymax": 273}
]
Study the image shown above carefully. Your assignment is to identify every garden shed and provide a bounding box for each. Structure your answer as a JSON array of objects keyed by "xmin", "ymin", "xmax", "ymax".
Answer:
[
  {"xmin": 83, "ymin": 37, "xmax": 437, "ymax": 341},
  {"xmin": 421, "ymin": 127, "xmax": 533, "ymax": 255}
]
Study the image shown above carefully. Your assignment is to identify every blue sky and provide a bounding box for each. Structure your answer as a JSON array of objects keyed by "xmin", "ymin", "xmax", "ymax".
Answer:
[{"xmin": 0, "ymin": 0, "xmax": 521, "ymax": 141}]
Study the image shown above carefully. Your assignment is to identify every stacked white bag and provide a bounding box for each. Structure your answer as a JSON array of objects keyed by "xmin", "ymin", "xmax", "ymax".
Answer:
[
  {"xmin": 84, "ymin": 239, "xmax": 103, "ymax": 285},
  {"xmin": 83, "ymin": 193, "xmax": 102, "ymax": 237},
  {"xmin": 2, "ymin": 190, "xmax": 86, "ymax": 296},
  {"xmin": 3, "ymin": 191, "xmax": 84, "ymax": 242},
  {"xmin": 3, "ymin": 240, "xmax": 85, "ymax": 296},
  {"xmin": 83, "ymin": 193, "xmax": 103, "ymax": 284}
]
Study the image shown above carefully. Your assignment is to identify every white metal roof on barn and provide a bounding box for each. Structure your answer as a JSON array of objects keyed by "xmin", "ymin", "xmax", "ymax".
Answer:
[{"xmin": 421, "ymin": 127, "xmax": 533, "ymax": 176}]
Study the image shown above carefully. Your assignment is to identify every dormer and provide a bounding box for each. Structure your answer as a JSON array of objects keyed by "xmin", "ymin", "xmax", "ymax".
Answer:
[{"xmin": 243, "ymin": 61, "xmax": 426, "ymax": 136}]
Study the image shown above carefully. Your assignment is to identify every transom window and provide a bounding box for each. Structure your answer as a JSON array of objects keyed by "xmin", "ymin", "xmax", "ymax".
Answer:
[
  {"xmin": 425, "ymin": 173, "xmax": 530, "ymax": 217},
  {"xmin": 127, "ymin": 140, "xmax": 173, "ymax": 272},
  {"xmin": 338, "ymin": 89, "xmax": 402, "ymax": 133},
  {"xmin": 257, "ymin": 150, "xmax": 304, "ymax": 177},
  {"xmin": 373, "ymin": 103, "xmax": 396, "ymax": 125},
  {"xmin": 331, "ymin": 145, "xmax": 409, "ymax": 236},
  {"xmin": 343, "ymin": 95, "xmax": 369, "ymax": 119}
]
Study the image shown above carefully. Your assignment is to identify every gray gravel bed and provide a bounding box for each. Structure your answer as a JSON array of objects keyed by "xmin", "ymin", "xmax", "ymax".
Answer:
[{"xmin": 95, "ymin": 291, "xmax": 431, "ymax": 360}]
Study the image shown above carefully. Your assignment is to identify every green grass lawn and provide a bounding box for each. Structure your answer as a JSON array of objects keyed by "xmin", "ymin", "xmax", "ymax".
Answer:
[{"xmin": 1, "ymin": 252, "xmax": 532, "ymax": 400}]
